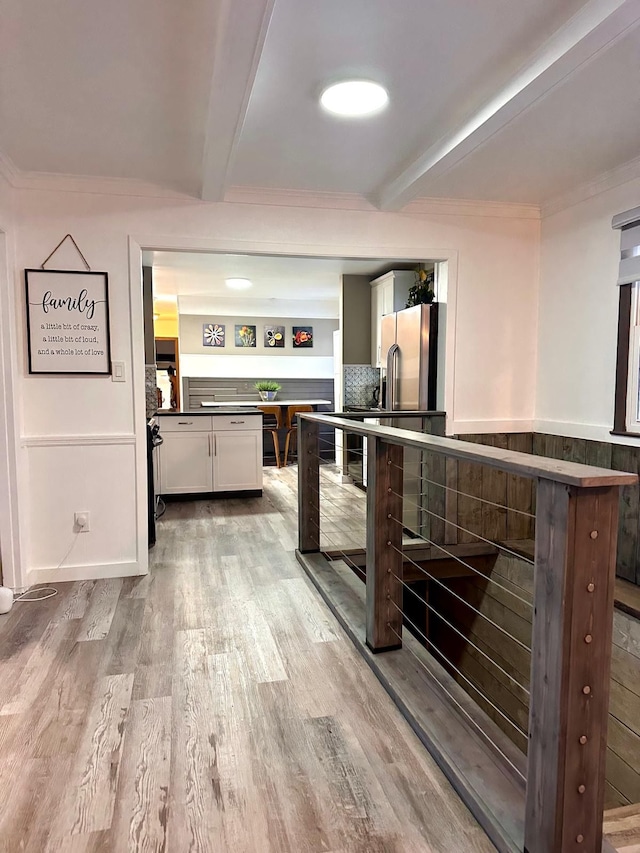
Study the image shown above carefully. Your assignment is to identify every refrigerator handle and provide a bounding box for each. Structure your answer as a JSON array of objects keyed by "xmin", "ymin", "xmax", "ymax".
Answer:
[{"xmin": 386, "ymin": 343, "xmax": 400, "ymax": 411}]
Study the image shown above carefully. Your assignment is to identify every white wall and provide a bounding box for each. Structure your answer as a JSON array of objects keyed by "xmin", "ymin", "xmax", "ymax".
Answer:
[
  {"xmin": 537, "ymin": 177, "xmax": 640, "ymax": 442},
  {"xmin": 3, "ymin": 187, "xmax": 539, "ymax": 586},
  {"xmin": 0, "ymin": 173, "xmax": 25, "ymax": 589},
  {"xmin": 179, "ymin": 313, "xmax": 338, "ymax": 379}
]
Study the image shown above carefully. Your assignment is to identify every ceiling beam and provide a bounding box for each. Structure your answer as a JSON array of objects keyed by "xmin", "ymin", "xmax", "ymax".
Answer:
[
  {"xmin": 375, "ymin": 0, "xmax": 640, "ymax": 211},
  {"xmin": 200, "ymin": 0, "xmax": 276, "ymax": 202}
]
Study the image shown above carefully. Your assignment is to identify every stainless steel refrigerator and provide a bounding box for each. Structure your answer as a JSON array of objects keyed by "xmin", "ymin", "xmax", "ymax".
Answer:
[
  {"xmin": 380, "ymin": 303, "xmax": 438, "ymax": 411},
  {"xmin": 379, "ymin": 303, "xmax": 439, "ymax": 534}
]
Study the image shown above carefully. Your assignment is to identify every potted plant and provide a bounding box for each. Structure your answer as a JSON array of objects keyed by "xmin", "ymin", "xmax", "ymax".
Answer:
[
  {"xmin": 255, "ymin": 380, "xmax": 281, "ymax": 402},
  {"xmin": 406, "ymin": 264, "xmax": 435, "ymax": 307}
]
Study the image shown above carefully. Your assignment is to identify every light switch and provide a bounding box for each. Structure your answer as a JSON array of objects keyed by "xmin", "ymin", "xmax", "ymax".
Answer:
[{"xmin": 112, "ymin": 361, "xmax": 125, "ymax": 382}]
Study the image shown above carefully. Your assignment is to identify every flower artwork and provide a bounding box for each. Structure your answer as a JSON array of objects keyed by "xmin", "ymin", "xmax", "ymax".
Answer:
[
  {"xmin": 264, "ymin": 325, "xmax": 285, "ymax": 348},
  {"xmin": 203, "ymin": 323, "xmax": 225, "ymax": 347},
  {"xmin": 292, "ymin": 326, "xmax": 313, "ymax": 348},
  {"xmin": 235, "ymin": 324, "xmax": 256, "ymax": 347}
]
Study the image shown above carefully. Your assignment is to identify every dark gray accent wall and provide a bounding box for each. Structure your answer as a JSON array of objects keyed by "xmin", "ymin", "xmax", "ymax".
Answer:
[{"xmin": 342, "ymin": 275, "xmax": 371, "ymax": 364}]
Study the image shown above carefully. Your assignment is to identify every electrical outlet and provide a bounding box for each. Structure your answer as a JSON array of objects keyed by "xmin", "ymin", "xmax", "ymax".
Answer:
[{"xmin": 74, "ymin": 511, "xmax": 90, "ymax": 532}]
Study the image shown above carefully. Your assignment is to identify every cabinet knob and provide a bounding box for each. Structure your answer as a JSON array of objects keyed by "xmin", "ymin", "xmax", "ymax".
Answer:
[
  {"xmin": 178, "ymin": 421, "xmax": 193, "ymax": 425},
  {"xmin": 230, "ymin": 420, "xmax": 245, "ymax": 424}
]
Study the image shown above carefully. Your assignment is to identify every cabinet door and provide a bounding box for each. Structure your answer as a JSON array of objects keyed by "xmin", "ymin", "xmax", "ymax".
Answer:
[
  {"xmin": 371, "ymin": 284, "xmax": 383, "ymax": 367},
  {"xmin": 213, "ymin": 430, "xmax": 262, "ymax": 491},
  {"xmin": 159, "ymin": 431, "xmax": 213, "ymax": 494},
  {"xmin": 381, "ymin": 280, "xmax": 394, "ymax": 315}
]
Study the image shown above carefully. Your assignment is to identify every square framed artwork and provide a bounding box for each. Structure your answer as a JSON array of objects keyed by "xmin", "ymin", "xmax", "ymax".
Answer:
[
  {"xmin": 203, "ymin": 322, "xmax": 225, "ymax": 347},
  {"xmin": 264, "ymin": 324, "xmax": 285, "ymax": 348},
  {"xmin": 235, "ymin": 324, "xmax": 256, "ymax": 347},
  {"xmin": 25, "ymin": 269, "xmax": 111, "ymax": 374},
  {"xmin": 292, "ymin": 326, "xmax": 313, "ymax": 348}
]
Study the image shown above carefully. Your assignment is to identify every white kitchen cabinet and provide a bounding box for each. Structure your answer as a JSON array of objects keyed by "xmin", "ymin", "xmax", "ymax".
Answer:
[
  {"xmin": 159, "ymin": 430, "xmax": 213, "ymax": 494},
  {"xmin": 213, "ymin": 430, "xmax": 262, "ymax": 491},
  {"xmin": 158, "ymin": 414, "xmax": 262, "ymax": 495},
  {"xmin": 370, "ymin": 270, "xmax": 413, "ymax": 367}
]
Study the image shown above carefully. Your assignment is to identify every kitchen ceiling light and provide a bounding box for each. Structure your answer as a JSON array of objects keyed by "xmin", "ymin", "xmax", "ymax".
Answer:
[
  {"xmin": 320, "ymin": 80, "xmax": 389, "ymax": 117},
  {"xmin": 225, "ymin": 278, "xmax": 252, "ymax": 291}
]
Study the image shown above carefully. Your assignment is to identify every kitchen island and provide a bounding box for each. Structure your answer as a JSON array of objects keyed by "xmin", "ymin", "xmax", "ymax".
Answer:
[{"xmin": 156, "ymin": 409, "xmax": 263, "ymax": 497}]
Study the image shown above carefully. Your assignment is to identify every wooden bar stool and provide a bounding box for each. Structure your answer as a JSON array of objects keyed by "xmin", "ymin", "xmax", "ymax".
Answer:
[
  {"xmin": 283, "ymin": 405, "xmax": 313, "ymax": 466},
  {"xmin": 258, "ymin": 405, "xmax": 283, "ymax": 467}
]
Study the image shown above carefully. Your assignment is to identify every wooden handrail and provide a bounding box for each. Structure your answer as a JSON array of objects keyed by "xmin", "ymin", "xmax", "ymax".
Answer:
[
  {"xmin": 297, "ymin": 413, "xmax": 638, "ymax": 853},
  {"xmin": 300, "ymin": 413, "xmax": 637, "ymax": 488}
]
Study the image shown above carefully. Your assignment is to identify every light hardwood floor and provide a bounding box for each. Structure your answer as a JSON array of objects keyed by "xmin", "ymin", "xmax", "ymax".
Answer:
[{"xmin": 0, "ymin": 465, "xmax": 495, "ymax": 852}]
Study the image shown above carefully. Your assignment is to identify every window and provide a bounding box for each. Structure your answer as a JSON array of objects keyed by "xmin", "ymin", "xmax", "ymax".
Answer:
[
  {"xmin": 612, "ymin": 208, "xmax": 640, "ymax": 435},
  {"xmin": 626, "ymin": 284, "xmax": 640, "ymax": 432}
]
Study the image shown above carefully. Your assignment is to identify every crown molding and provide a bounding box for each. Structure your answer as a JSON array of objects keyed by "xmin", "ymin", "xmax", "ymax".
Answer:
[
  {"xmin": 0, "ymin": 151, "xmax": 537, "ymax": 218},
  {"xmin": 403, "ymin": 196, "xmax": 540, "ymax": 220},
  {"xmin": 224, "ymin": 185, "xmax": 540, "ymax": 218},
  {"xmin": 14, "ymin": 171, "xmax": 196, "ymax": 199},
  {"xmin": 0, "ymin": 151, "xmax": 196, "ymax": 200},
  {"xmin": 0, "ymin": 148, "xmax": 19, "ymax": 185},
  {"xmin": 541, "ymin": 153, "xmax": 640, "ymax": 218},
  {"xmin": 224, "ymin": 185, "xmax": 378, "ymax": 211}
]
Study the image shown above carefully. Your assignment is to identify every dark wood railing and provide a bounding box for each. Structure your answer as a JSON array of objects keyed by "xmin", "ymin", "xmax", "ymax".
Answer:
[{"xmin": 296, "ymin": 413, "xmax": 637, "ymax": 853}]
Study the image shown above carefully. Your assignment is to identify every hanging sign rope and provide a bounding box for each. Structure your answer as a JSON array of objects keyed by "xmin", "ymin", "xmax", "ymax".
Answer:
[{"xmin": 40, "ymin": 234, "xmax": 91, "ymax": 271}]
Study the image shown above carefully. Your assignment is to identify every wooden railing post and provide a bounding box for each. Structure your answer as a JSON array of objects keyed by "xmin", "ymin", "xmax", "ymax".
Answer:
[
  {"xmin": 366, "ymin": 436, "xmax": 404, "ymax": 652},
  {"xmin": 298, "ymin": 417, "xmax": 320, "ymax": 553},
  {"xmin": 525, "ymin": 480, "xmax": 620, "ymax": 853}
]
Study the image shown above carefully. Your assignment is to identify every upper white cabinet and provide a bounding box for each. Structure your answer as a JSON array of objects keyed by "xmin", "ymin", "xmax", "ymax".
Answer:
[
  {"xmin": 370, "ymin": 271, "xmax": 413, "ymax": 367},
  {"xmin": 158, "ymin": 414, "xmax": 263, "ymax": 495}
]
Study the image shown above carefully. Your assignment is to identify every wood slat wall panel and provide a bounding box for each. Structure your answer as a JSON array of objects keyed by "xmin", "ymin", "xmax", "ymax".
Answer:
[
  {"xmin": 453, "ymin": 432, "xmax": 640, "ymax": 585},
  {"xmin": 480, "ymin": 435, "xmax": 509, "ymax": 542},
  {"xmin": 431, "ymin": 429, "xmax": 640, "ymax": 810},
  {"xmin": 428, "ymin": 549, "xmax": 640, "ymax": 809},
  {"xmin": 611, "ymin": 445, "xmax": 640, "ymax": 585},
  {"xmin": 506, "ymin": 435, "xmax": 534, "ymax": 541}
]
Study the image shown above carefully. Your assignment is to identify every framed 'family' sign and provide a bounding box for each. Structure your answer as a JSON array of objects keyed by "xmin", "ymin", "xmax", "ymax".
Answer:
[{"xmin": 25, "ymin": 269, "xmax": 111, "ymax": 374}]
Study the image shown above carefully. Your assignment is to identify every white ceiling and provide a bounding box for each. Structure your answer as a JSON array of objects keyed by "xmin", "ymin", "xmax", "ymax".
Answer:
[
  {"xmin": 1, "ymin": 0, "xmax": 639, "ymax": 208},
  {"xmin": 146, "ymin": 250, "xmax": 411, "ymax": 315}
]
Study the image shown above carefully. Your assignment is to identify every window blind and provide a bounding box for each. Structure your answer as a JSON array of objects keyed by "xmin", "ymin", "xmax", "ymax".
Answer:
[{"xmin": 613, "ymin": 206, "xmax": 640, "ymax": 285}]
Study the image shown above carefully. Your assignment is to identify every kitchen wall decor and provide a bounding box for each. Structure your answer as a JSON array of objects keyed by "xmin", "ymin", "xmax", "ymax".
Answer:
[
  {"xmin": 25, "ymin": 269, "xmax": 111, "ymax": 374},
  {"xmin": 235, "ymin": 324, "xmax": 256, "ymax": 347},
  {"xmin": 203, "ymin": 322, "xmax": 225, "ymax": 347},
  {"xmin": 292, "ymin": 326, "xmax": 313, "ymax": 348},
  {"xmin": 264, "ymin": 324, "xmax": 285, "ymax": 347}
]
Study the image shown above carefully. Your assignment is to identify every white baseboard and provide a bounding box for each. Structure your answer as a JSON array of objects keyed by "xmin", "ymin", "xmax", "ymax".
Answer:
[
  {"xmin": 26, "ymin": 560, "xmax": 145, "ymax": 586},
  {"xmin": 533, "ymin": 419, "xmax": 640, "ymax": 444},
  {"xmin": 450, "ymin": 418, "xmax": 534, "ymax": 435}
]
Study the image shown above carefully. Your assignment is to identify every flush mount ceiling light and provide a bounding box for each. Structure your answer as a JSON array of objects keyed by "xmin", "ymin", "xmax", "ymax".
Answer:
[
  {"xmin": 225, "ymin": 278, "xmax": 252, "ymax": 291},
  {"xmin": 320, "ymin": 80, "xmax": 389, "ymax": 117}
]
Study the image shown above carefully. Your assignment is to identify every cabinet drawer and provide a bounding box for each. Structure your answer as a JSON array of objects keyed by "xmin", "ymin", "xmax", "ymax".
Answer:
[
  {"xmin": 160, "ymin": 416, "xmax": 212, "ymax": 432},
  {"xmin": 213, "ymin": 414, "xmax": 262, "ymax": 431}
]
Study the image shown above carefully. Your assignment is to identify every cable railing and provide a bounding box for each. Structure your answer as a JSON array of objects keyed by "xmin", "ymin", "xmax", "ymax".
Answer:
[{"xmin": 295, "ymin": 410, "xmax": 637, "ymax": 853}]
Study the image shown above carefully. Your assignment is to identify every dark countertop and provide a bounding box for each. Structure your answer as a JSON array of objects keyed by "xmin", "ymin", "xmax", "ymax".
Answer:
[{"xmin": 156, "ymin": 408, "xmax": 262, "ymax": 417}]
